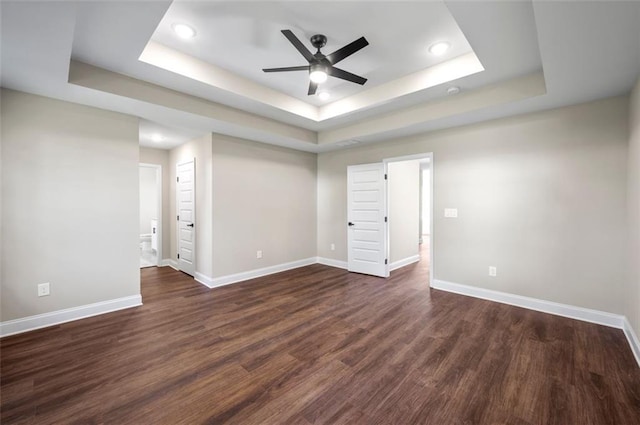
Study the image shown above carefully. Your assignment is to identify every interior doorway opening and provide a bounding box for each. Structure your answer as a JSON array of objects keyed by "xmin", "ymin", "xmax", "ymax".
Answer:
[
  {"xmin": 384, "ymin": 153, "xmax": 433, "ymax": 284},
  {"xmin": 139, "ymin": 163, "xmax": 162, "ymax": 268}
]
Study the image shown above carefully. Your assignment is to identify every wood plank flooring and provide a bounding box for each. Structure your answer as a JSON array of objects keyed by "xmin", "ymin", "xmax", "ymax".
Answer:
[{"xmin": 2, "ymin": 253, "xmax": 639, "ymax": 424}]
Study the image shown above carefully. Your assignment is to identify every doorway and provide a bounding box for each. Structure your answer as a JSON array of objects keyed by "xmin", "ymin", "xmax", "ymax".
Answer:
[
  {"xmin": 346, "ymin": 153, "xmax": 434, "ymax": 283},
  {"xmin": 139, "ymin": 163, "xmax": 162, "ymax": 268},
  {"xmin": 385, "ymin": 154, "xmax": 432, "ymax": 283}
]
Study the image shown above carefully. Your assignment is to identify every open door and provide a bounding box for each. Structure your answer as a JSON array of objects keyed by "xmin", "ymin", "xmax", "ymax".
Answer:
[
  {"xmin": 177, "ymin": 159, "xmax": 195, "ymax": 276},
  {"xmin": 347, "ymin": 163, "xmax": 388, "ymax": 277}
]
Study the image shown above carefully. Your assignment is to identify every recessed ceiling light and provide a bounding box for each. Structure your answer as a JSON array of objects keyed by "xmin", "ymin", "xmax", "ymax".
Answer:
[
  {"xmin": 318, "ymin": 92, "xmax": 330, "ymax": 101},
  {"xmin": 447, "ymin": 86, "xmax": 460, "ymax": 95},
  {"xmin": 172, "ymin": 23, "xmax": 196, "ymax": 39},
  {"xmin": 429, "ymin": 41, "xmax": 450, "ymax": 56},
  {"xmin": 151, "ymin": 134, "xmax": 163, "ymax": 143}
]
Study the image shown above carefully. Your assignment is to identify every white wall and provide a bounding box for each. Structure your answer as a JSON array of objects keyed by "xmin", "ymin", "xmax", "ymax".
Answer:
[
  {"xmin": 0, "ymin": 89, "xmax": 140, "ymax": 321},
  {"xmin": 170, "ymin": 134, "xmax": 213, "ymax": 277},
  {"xmin": 627, "ymin": 77, "xmax": 640, "ymax": 337},
  {"xmin": 139, "ymin": 147, "xmax": 170, "ymax": 259},
  {"xmin": 211, "ymin": 134, "xmax": 317, "ymax": 277},
  {"xmin": 388, "ymin": 160, "xmax": 420, "ymax": 263},
  {"xmin": 139, "ymin": 166, "xmax": 157, "ymax": 235},
  {"xmin": 318, "ymin": 96, "xmax": 628, "ymax": 314}
]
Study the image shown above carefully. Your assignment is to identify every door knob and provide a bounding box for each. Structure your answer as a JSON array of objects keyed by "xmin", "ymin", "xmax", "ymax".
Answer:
[
  {"xmin": 187, "ymin": 223, "xmax": 194, "ymax": 228},
  {"xmin": 348, "ymin": 222, "xmax": 355, "ymax": 226}
]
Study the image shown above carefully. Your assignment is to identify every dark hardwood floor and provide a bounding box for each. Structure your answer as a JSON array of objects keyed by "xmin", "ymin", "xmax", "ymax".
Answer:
[{"xmin": 2, "ymin": 246, "xmax": 639, "ymax": 424}]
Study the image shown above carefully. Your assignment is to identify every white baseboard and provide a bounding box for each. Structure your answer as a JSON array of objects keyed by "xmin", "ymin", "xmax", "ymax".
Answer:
[
  {"xmin": 431, "ymin": 279, "xmax": 624, "ymax": 329},
  {"xmin": 389, "ymin": 254, "xmax": 421, "ymax": 271},
  {"xmin": 197, "ymin": 257, "xmax": 318, "ymax": 289},
  {"xmin": 0, "ymin": 295, "xmax": 142, "ymax": 338},
  {"xmin": 316, "ymin": 257, "xmax": 348, "ymax": 270},
  {"xmin": 623, "ymin": 317, "xmax": 640, "ymax": 367},
  {"xmin": 194, "ymin": 271, "xmax": 214, "ymax": 288},
  {"xmin": 160, "ymin": 259, "xmax": 178, "ymax": 270}
]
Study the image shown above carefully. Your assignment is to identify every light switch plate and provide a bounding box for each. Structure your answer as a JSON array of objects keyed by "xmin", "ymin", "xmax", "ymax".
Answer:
[
  {"xmin": 444, "ymin": 208, "xmax": 458, "ymax": 218},
  {"xmin": 256, "ymin": 250, "xmax": 263, "ymax": 259}
]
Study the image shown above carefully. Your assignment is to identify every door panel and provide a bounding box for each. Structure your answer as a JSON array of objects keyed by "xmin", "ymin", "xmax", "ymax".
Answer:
[
  {"xmin": 347, "ymin": 163, "xmax": 388, "ymax": 277},
  {"xmin": 177, "ymin": 159, "xmax": 195, "ymax": 276}
]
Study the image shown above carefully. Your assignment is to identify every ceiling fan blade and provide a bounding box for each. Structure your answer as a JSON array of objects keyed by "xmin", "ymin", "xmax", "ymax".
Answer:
[
  {"xmin": 326, "ymin": 37, "xmax": 369, "ymax": 65},
  {"xmin": 281, "ymin": 29, "xmax": 315, "ymax": 62},
  {"xmin": 308, "ymin": 81, "xmax": 318, "ymax": 95},
  {"xmin": 328, "ymin": 67, "xmax": 367, "ymax": 85},
  {"xmin": 262, "ymin": 66, "xmax": 309, "ymax": 73}
]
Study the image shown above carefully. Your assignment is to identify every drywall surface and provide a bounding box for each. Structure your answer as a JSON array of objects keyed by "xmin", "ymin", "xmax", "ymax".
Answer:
[
  {"xmin": 318, "ymin": 96, "xmax": 628, "ymax": 314},
  {"xmin": 421, "ymin": 165, "xmax": 431, "ymax": 235},
  {"xmin": 388, "ymin": 160, "xmax": 420, "ymax": 263},
  {"xmin": 140, "ymin": 147, "xmax": 171, "ymax": 260},
  {"xmin": 139, "ymin": 166, "xmax": 157, "ymax": 235},
  {"xmin": 211, "ymin": 134, "xmax": 317, "ymax": 277},
  {"xmin": 1, "ymin": 89, "xmax": 140, "ymax": 321}
]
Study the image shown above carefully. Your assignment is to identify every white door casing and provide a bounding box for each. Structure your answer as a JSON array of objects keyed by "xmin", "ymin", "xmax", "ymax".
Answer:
[
  {"xmin": 177, "ymin": 159, "xmax": 195, "ymax": 276},
  {"xmin": 347, "ymin": 163, "xmax": 389, "ymax": 278}
]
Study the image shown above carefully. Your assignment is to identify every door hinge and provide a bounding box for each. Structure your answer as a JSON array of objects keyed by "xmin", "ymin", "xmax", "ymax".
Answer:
[
  {"xmin": 385, "ymin": 259, "xmax": 388, "ymax": 265},
  {"xmin": 177, "ymin": 215, "xmax": 179, "ymax": 221},
  {"xmin": 177, "ymin": 176, "xmax": 179, "ymax": 182},
  {"xmin": 177, "ymin": 253, "xmax": 180, "ymax": 259},
  {"xmin": 384, "ymin": 173, "xmax": 388, "ymax": 180},
  {"xmin": 385, "ymin": 216, "xmax": 388, "ymax": 222}
]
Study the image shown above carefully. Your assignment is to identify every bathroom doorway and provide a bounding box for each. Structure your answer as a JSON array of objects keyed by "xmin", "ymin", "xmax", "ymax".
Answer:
[{"xmin": 139, "ymin": 163, "xmax": 162, "ymax": 268}]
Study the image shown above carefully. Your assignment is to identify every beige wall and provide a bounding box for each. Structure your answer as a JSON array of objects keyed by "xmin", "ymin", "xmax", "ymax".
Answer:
[
  {"xmin": 318, "ymin": 96, "xmax": 628, "ymax": 314},
  {"xmin": 139, "ymin": 166, "xmax": 157, "ymax": 235},
  {"xmin": 140, "ymin": 147, "xmax": 171, "ymax": 260},
  {"xmin": 170, "ymin": 134, "xmax": 214, "ymax": 277},
  {"xmin": 388, "ymin": 160, "xmax": 420, "ymax": 263},
  {"xmin": 627, "ymin": 78, "xmax": 640, "ymax": 337},
  {"xmin": 1, "ymin": 89, "xmax": 140, "ymax": 321},
  {"xmin": 421, "ymin": 164, "xmax": 431, "ymax": 235},
  {"xmin": 211, "ymin": 134, "xmax": 317, "ymax": 277}
]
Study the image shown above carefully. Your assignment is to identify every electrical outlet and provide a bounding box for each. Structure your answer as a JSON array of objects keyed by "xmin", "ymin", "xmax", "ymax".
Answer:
[
  {"xmin": 489, "ymin": 266, "xmax": 497, "ymax": 277},
  {"xmin": 256, "ymin": 250, "xmax": 263, "ymax": 259},
  {"xmin": 38, "ymin": 282, "xmax": 50, "ymax": 297},
  {"xmin": 330, "ymin": 243, "xmax": 335, "ymax": 251}
]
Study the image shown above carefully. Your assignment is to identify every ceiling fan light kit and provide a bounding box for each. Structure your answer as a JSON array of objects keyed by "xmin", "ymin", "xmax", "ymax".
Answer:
[
  {"xmin": 263, "ymin": 29, "xmax": 369, "ymax": 95},
  {"xmin": 309, "ymin": 63, "xmax": 328, "ymax": 83}
]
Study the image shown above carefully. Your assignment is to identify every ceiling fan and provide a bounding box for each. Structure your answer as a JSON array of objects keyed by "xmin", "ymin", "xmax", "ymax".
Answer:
[{"xmin": 262, "ymin": 30, "xmax": 369, "ymax": 95}]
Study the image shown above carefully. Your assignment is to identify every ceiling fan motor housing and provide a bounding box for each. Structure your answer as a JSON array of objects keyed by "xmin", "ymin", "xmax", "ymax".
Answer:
[{"xmin": 310, "ymin": 34, "xmax": 327, "ymax": 50}]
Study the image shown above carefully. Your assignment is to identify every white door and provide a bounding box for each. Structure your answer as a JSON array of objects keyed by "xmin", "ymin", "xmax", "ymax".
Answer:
[
  {"xmin": 347, "ymin": 163, "xmax": 388, "ymax": 277},
  {"xmin": 177, "ymin": 159, "xmax": 195, "ymax": 276}
]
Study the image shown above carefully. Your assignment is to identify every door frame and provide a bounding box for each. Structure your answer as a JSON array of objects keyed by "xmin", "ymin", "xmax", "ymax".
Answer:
[
  {"xmin": 383, "ymin": 152, "xmax": 434, "ymax": 285},
  {"xmin": 139, "ymin": 163, "xmax": 163, "ymax": 266}
]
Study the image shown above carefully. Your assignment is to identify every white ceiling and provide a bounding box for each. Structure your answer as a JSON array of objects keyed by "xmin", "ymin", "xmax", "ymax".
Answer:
[
  {"xmin": 1, "ymin": 1, "xmax": 639, "ymax": 153},
  {"xmin": 150, "ymin": 1, "xmax": 473, "ymax": 104}
]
